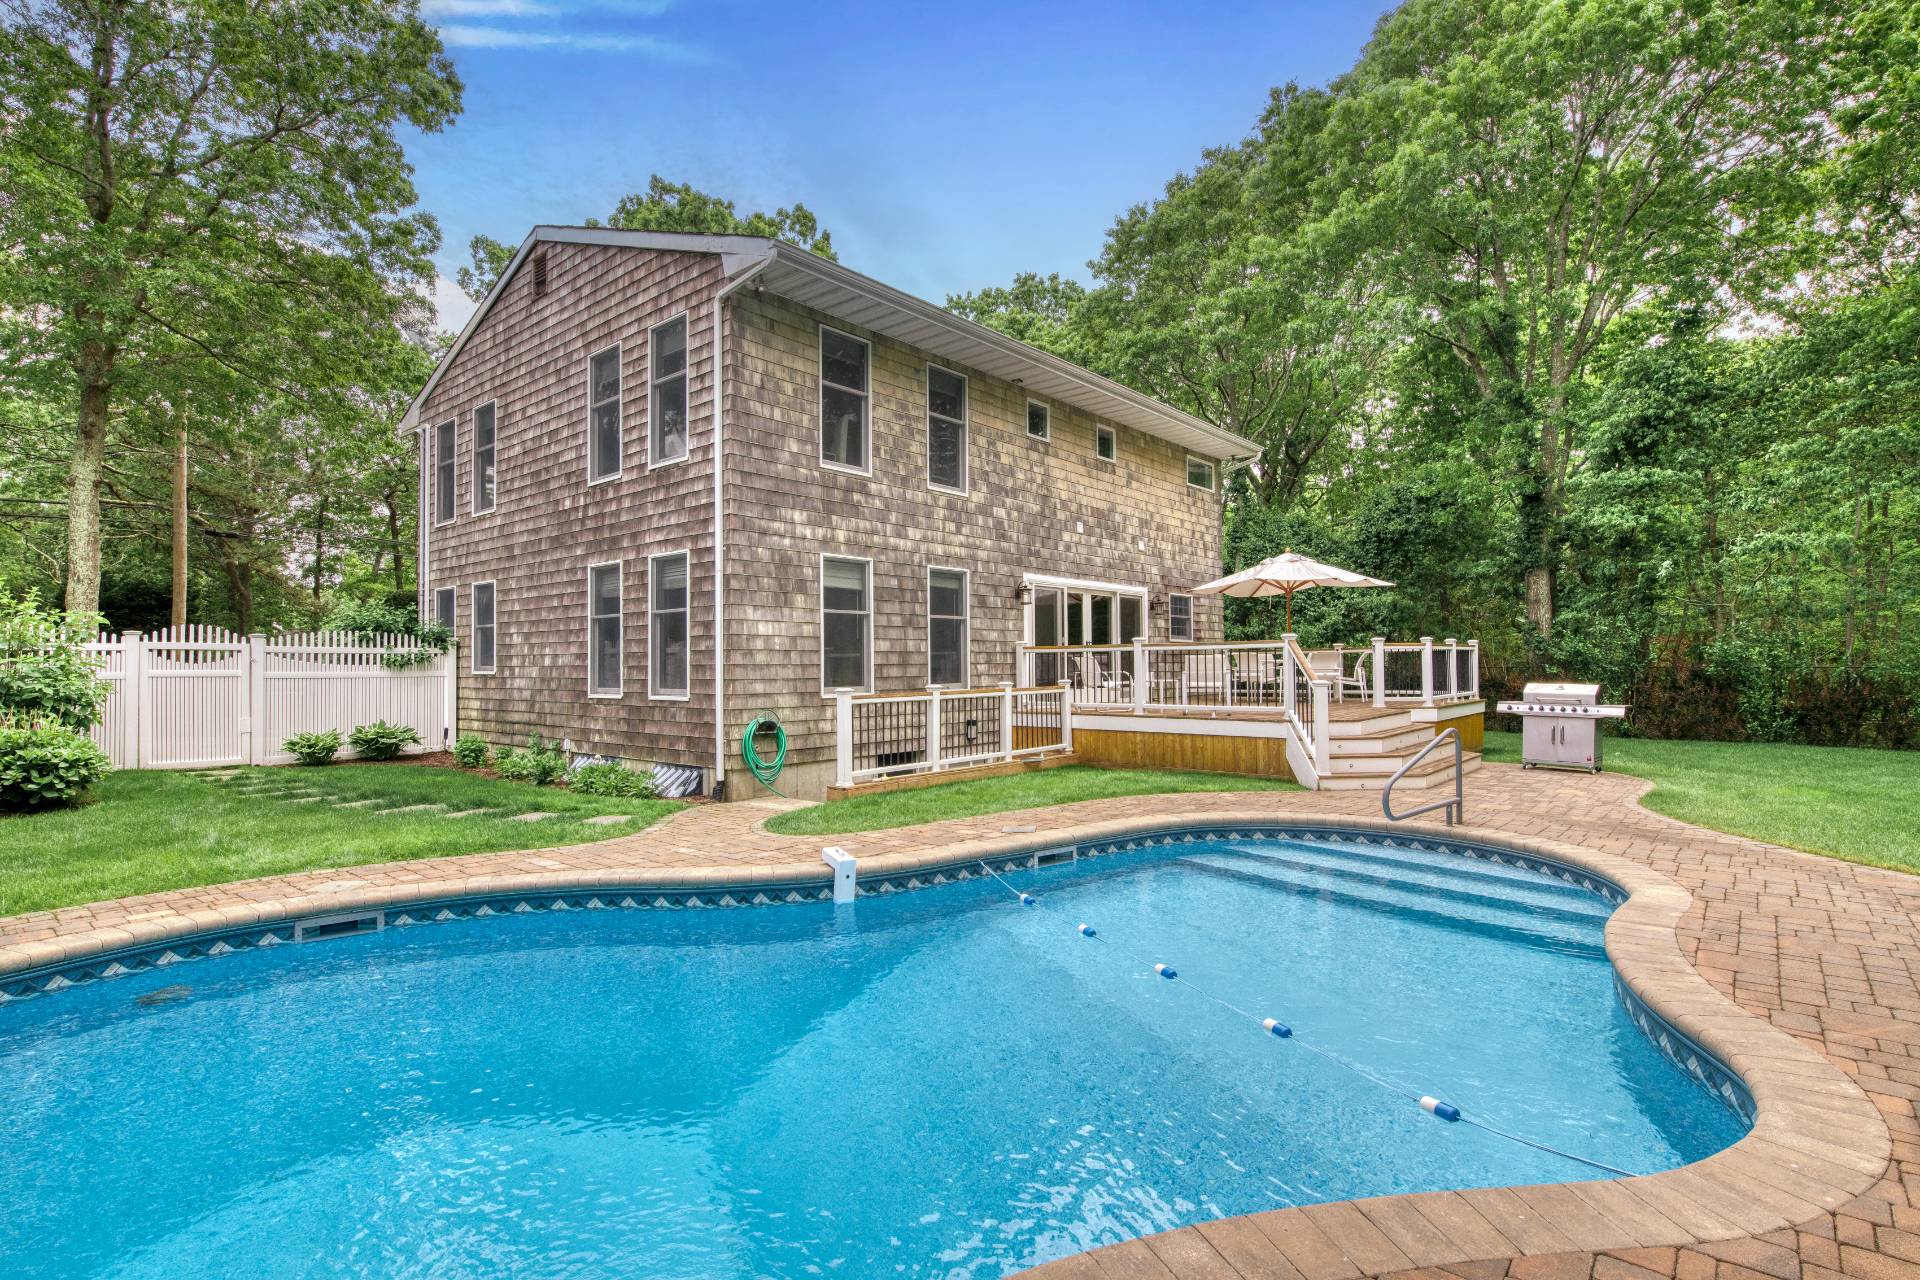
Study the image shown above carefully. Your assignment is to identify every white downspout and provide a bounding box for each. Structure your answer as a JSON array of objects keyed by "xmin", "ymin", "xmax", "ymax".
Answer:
[
  {"xmin": 710, "ymin": 259, "xmax": 771, "ymax": 795},
  {"xmin": 416, "ymin": 426, "xmax": 429, "ymax": 618}
]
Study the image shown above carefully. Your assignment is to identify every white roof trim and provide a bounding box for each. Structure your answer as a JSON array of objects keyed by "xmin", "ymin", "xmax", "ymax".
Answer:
[{"xmin": 400, "ymin": 227, "xmax": 1257, "ymax": 461}]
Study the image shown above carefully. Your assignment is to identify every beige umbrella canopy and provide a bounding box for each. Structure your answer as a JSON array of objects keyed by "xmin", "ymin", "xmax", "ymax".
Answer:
[{"xmin": 1193, "ymin": 549, "xmax": 1393, "ymax": 632}]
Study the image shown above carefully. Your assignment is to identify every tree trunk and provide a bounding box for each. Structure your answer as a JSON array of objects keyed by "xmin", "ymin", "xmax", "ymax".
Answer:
[
  {"xmin": 63, "ymin": 349, "xmax": 115, "ymax": 615},
  {"xmin": 171, "ymin": 424, "xmax": 188, "ymax": 628},
  {"xmin": 310, "ymin": 498, "xmax": 327, "ymax": 600}
]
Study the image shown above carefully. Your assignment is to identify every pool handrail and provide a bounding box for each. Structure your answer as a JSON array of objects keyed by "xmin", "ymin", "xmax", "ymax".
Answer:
[{"xmin": 1383, "ymin": 727, "xmax": 1463, "ymax": 826}]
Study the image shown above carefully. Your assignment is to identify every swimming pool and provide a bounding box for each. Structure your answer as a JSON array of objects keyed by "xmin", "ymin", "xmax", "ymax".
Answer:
[{"xmin": 0, "ymin": 829, "xmax": 1747, "ymax": 1279}]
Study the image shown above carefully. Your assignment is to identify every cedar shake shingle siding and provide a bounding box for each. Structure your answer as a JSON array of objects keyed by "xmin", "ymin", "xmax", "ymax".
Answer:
[{"xmin": 411, "ymin": 231, "xmax": 1242, "ymax": 799}]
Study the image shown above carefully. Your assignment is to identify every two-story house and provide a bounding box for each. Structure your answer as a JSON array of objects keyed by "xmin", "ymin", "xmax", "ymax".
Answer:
[{"xmin": 403, "ymin": 227, "xmax": 1257, "ymax": 799}]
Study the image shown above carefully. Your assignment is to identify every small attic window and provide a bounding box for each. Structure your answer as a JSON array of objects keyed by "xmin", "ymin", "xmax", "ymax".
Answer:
[{"xmin": 531, "ymin": 252, "xmax": 549, "ymax": 298}]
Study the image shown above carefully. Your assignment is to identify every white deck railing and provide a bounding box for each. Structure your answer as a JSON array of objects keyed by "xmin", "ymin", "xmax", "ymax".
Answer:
[{"xmin": 833, "ymin": 683, "xmax": 1070, "ymax": 789}]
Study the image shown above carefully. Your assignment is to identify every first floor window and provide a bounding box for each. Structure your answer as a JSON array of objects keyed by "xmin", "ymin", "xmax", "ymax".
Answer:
[
  {"xmin": 433, "ymin": 587, "xmax": 455, "ymax": 630},
  {"xmin": 1095, "ymin": 424, "xmax": 1117, "ymax": 462},
  {"xmin": 1187, "ymin": 455, "xmax": 1216, "ymax": 491},
  {"xmin": 820, "ymin": 326, "xmax": 870, "ymax": 471},
  {"xmin": 650, "ymin": 315, "xmax": 688, "ymax": 465},
  {"xmin": 588, "ymin": 562, "xmax": 622, "ymax": 696},
  {"xmin": 473, "ymin": 402, "xmax": 497, "ymax": 512},
  {"xmin": 821, "ymin": 556, "xmax": 871, "ymax": 691},
  {"xmin": 589, "ymin": 344, "xmax": 621, "ymax": 481},
  {"xmin": 472, "ymin": 582, "xmax": 496, "ymax": 673},
  {"xmin": 434, "ymin": 419, "xmax": 456, "ymax": 522},
  {"xmin": 928, "ymin": 567, "xmax": 969, "ymax": 687},
  {"xmin": 927, "ymin": 365, "xmax": 967, "ymax": 492},
  {"xmin": 1169, "ymin": 593, "xmax": 1193, "ymax": 641},
  {"xmin": 650, "ymin": 551, "xmax": 689, "ymax": 697}
]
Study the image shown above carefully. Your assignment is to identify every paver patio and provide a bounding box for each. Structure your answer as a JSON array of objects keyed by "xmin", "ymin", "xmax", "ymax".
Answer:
[{"xmin": 1, "ymin": 762, "xmax": 1916, "ymax": 1280}]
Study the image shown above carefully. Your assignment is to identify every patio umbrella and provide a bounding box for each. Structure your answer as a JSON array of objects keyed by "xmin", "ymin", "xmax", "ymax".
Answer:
[{"xmin": 1192, "ymin": 549, "xmax": 1393, "ymax": 632}]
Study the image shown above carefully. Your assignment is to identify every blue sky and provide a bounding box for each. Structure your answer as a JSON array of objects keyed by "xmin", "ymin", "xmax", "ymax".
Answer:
[{"xmin": 410, "ymin": 1, "xmax": 1394, "ymax": 332}]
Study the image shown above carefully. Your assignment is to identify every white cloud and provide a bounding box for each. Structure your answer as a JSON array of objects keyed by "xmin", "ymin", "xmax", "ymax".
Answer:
[
  {"xmin": 432, "ymin": 273, "xmax": 478, "ymax": 336},
  {"xmin": 437, "ymin": 22, "xmax": 705, "ymax": 58},
  {"xmin": 420, "ymin": 0, "xmax": 556, "ymax": 16}
]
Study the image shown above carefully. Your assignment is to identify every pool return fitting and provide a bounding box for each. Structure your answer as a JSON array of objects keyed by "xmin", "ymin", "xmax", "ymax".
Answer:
[{"xmin": 975, "ymin": 859, "xmax": 1638, "ymax": 1178}]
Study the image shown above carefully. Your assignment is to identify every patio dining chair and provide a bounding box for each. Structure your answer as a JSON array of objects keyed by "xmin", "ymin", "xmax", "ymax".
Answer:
[{"xmin": 1306, "ymin": 649, "xmax": 1369, "ymax": 703}]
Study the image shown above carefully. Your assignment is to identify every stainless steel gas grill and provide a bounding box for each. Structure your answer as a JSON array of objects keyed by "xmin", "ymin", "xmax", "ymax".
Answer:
[{"xmin": 1496, "ymin": 682, "xmax": 1628, "ymax": 773}]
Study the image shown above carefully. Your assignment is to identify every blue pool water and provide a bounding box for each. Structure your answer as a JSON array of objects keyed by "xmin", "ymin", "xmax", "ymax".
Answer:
[{"xmin": 0, "ymin": 835, "xmax": 1745, "ymax": 1279}]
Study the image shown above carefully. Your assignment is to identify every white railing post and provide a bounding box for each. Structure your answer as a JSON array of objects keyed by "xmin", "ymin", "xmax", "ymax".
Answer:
[
  {"xmin": 926, "ymin": 686, "xmax": 943, "ymax": 772},
  {"xmin": 1131, "ymin": 637, "xmax": 1147, "ymax": 713},
  {"xmin": 1331, "ymin": 643, "xmax": 1345, "ymax": 703},
  {"xmin": 127, "ymin": 631, "xmax": 149, "ymax": 769},
  {"xmin": 1371, "ymin": 637, "xmax": 1387, "ymax": 708},
  {"xmin": 1443, "ymin": 638, "xmax": 1458, "ymax": 698},
  {"xmin": 1281, "ymin": 633, "xmax": 1298, "ymax": 717},
  {"xmin": 1000, "ymin": 681, "xmax": 1015, "ymax": 761},
  {"xmin": 244, "ymin": 633, "xmax": 267, "ymax": 764},
  {"xmin": 1313, "ymin": 680, "xmax": 1332, "ymax": 765},
  {"xmin": 443, "ymin": 638, "xmax": 459, "ymax": 748},
  {"xmin": 1468, "ymin": 640, "xmax": 1480, "ymax": 697},
  {"xmin": 834, "ymin": 692, "xmax": 854, "ymax": 788},
  {"xmin": 1420, "ymin": 636, "xmax": 1435, "ymax": 706},
  {"xmin": 1059, "ymin": 687, "xmax": 1074, "ymax": 753}
]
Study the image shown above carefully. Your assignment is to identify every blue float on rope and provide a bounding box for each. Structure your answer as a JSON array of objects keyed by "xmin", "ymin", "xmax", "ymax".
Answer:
[
  {"xmin": 1262, "ymin": 1018, "xmax": 1293, "ymax": 1038},
  {"xmin": 1153, "ymin": 963, "xmax": 1177, "ymax": 979},
  {"xmin": 1419, "ymin": 1095, "xmax": 1462, "ymax": 1122},
  {"xmin": 1019, "ymin": 893, "xmax": 1036, "ymax": 906},
  {"xmin": 1076, "ymin": 923, "xmax": 1096, "ymax": 937}
]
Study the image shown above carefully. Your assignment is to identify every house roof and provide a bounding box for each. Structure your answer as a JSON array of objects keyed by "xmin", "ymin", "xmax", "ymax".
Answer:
[{"xmin": 400, "ymin": 226, "xmax": 1258, "ymax": 460}]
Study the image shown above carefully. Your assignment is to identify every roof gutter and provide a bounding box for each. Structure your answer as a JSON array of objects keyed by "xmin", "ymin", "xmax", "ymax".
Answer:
[{"xmin": 709, "ymin": 254, "xmax": 775, "ymax": 794}]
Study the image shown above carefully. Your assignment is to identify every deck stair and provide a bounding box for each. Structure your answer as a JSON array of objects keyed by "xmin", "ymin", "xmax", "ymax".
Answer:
[{"xmin": 1316, "ymin": 704, "xmax": 1481, "ymax": 791}]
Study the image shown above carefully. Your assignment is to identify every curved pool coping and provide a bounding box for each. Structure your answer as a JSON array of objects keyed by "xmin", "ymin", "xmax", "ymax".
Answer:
[{"xmin": 0, "ymin": 810, "xmax": 1890, "ymax": 1277}]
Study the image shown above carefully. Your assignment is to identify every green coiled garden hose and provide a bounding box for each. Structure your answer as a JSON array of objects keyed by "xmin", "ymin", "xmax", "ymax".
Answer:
[{"xmin": 741, "ymin": 711, "xmax": 789, "ymax": 795}]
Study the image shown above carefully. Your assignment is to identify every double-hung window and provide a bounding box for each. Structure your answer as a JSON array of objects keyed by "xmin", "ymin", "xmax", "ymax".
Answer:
[
  {"xmin": 587, "ymin": 562, "xmax": 622, "ymax": 697},
  {"xmin": 588, "ymin": 344, "xmax": 621, "ymax": 482},
  {"xmin": 433, "ymin": 420, "xmax": 456, "ymax": 523},
  {"xmin": 650, "ymin": 316, "xmax": 688, "ymax": 466},
  {"xmin": 820, "ymin": 327, "xmax": 869, "ymax": 472},
  {"xmin": 928, "ymin": 567, "xmax": 969, "ymax": 687},
  {"xmin": 1169, "ymin": 593, "xmax": 1193, "ymax": 641},
  {"xmin": 472, "ymin": 402, "xmax": 497, "ymax": 513},
  {"xmin": 650, "ymin": 552, "xmax": 689, "ymax": 698},
  {"xmin": 472, "ymin": 582, "xmax": 496, "ymax": 674},
  {"xmin": 821, "ymin": 556, "xmax": 871, "ymax": 691},
  {"xmin": 433, "ymin": 587, "xmax": 455, "ymax": 631},
  {"xmin": 927, "ymin": 365, "xmax": 967, "ymax": 493}
]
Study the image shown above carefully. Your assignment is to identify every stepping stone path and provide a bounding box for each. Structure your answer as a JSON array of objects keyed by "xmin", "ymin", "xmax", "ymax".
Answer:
[
  {"xmin": 439, "ymin": 809, "xmax": 494, "ymax": 819},
  {"xmin": 332, "ymin": 799, "xmax": 384, "ymax": 809},
  {"xmin": 381, "ymin": 803, "xmax": 445, "ymax": 815},
  {"xmin": 582, "ymin": 814, "xmax": 633, "ymax": 826},
  {"xmin": 507, "ymin": 811, "xmax": 558, "ymax": 822}
]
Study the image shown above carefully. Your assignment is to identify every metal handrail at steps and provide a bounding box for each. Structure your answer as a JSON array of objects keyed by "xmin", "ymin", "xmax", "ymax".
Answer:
[{"xmin": 1382, "ymin": 727, "xmax": 1464, "ymax": 827}]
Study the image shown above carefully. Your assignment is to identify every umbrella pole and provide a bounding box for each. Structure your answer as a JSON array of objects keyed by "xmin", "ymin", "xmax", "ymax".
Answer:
[{"xmin": 1284, "ymin": 587, "xmax": 1293, "ymax": 633}]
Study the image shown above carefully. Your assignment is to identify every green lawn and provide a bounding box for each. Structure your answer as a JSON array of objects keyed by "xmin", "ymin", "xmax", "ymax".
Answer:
[
  {"xmin": 1482, "ymin": 731, "xmax": 1919, "ymax": 874},
  {"xmin": 0, "ymin": 766, "xmax": 683, "ymax": 917},
  {"xmin": 764, "ymin": 765, "xmax": 1299, "ymax": 836}
]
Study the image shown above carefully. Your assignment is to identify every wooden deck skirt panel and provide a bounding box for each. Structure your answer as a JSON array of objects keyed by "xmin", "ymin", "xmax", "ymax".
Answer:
[{"xmin": 0, "ymin": 797, "xmax": 1889, "ymax": 1280}]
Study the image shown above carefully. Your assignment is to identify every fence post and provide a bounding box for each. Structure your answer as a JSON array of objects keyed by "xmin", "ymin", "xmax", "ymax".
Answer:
[
  {"xmin": 245, "ymin": 634, "xmax": 267, "ymax": 764},
  {"xmin": 1281, "ymin": 634, "xmax": 1297, "ymax": 717},
  {"xmin": 1371, "ymin": 637, "xmax": 1387, "ymax": 708},
  {"xmin": 1443, "ymin": 637, "xmax": 1458, "ymax": 698},
  {"xmin": 127, "ymin": 632, "xmax": 149, "ymax": 769},
  {"xmin": 1468, "ymin": 640, "xmax": 1480, "ymax": 697},
  {"xmin": 1313, "ymin": 680, "xmax": 1332, "ymax": 765},
  {"xmin": 926, "ymin": 686, "xmax": 943, "ymax": 773},
  {"xmin": 1420, "ymin": 636, "xmax": 1435, "ymax": 707},
  {"xmin": 1059, "ymin": 686, "xmax": 1074, "ymax": 754},
  {"xmin": 1000, "ymin": 681, "xmax": 1015, "ymax": 762},
  {"xmin": 835, "ymin": 693, "xmax": 854, "ymax": 789},
  {"xmin": 442, "ymin": 639, "xmax": 459, "ymax": 748},
  {"xmin": 1131, "ymin": 637, "xmax": 1147, "ymax": 713}
]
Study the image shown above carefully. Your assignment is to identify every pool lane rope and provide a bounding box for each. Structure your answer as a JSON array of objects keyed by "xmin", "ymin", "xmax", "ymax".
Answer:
[{"xmin": 975, "ymin": 860, "xmax": 1639, "ymax": 1179}]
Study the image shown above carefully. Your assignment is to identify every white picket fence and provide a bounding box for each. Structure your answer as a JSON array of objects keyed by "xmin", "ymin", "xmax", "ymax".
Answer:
[{"xmin": 81, "ymin": 625, "xmax": 455, "ymax": 769}]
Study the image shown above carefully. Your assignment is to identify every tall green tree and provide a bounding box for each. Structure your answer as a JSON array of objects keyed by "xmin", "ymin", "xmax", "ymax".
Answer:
[{"xmin": 0, "ymin": 0, "xmax": 461, "ymax": 614}]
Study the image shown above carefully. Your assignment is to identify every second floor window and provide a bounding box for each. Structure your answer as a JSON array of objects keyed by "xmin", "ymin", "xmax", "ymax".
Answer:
[
  {"xmin": 1187, "ymin": 456, "xmax": 1216, "ymax": 491},
  {"xmin": 433, "ymin": 587, "xmax": 455, "ymax": 630},
  {"xmin": 1027, "ymin": 401, "xmax": 1050, "ymax": 440},
  {"xmin": 472, "ymin": 402, "xmax": 497, "ymax": 513},
  {"xmin": 472, "ymin": 582, "xmax": 496, "ymax": 673},
  {"xmin": 928, "ymin": 567, "xmax": 969, "ymax": 687},
  {"xmin": 650, "ymin": 316, "xmax": 688, "ymax": 465},
  {"xmin": 1169, "ymin": 593, "xmax": 1193, "ymax": 641},
  {"xmin": 588, "ymin": 562, "xmax": 622, "ymax": 696},
  {"xmin": 588, "ymin": 344, "xmax": 621, "ymax": 482},
  {"xmin": 433, "ymin": 420, "xmax": 455, "ymax": 523},
  {"xmin": 821, "ymin": 555, "xmax": 870, "ymax": 691},
  {"xmin": 651, "ymin": 551, "xmax": 689, "ymax": 698},
  {"xmin": 927, "ymin": 366, "xmax": 967, "ymax": 492},
  {"xmin": 1095, "ymin": 424, "xmax": 1117, "ymax": 462},
  {"xmin": 820, "ymin": 326, "xmax": 869, "ymax": 472}
]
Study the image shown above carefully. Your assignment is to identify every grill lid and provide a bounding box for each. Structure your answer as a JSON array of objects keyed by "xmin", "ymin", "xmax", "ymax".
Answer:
[{"xmin": 1521, "ymin": 681, "xmax": 1600, "ymax": 704}]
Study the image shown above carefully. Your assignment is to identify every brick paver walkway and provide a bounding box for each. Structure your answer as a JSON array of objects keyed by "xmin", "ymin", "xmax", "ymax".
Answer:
[{"xmin": 2, "ymin": 763, "xmax": 1916, "ymax": 1280}]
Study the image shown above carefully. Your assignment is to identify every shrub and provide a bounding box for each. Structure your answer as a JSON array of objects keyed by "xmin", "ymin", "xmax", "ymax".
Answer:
[
  {"xmin": 569, "ymin": 761, "xmax": 656, "ymax": 799},
  {"xmin": 496, "ymin": 735, "xmax": 567, "ymax": 785},
  {"xmin": 323, "ymin": 599, "xmax": 451, "ymax": 671},
  {"xmin": 348, "ymin": 719, "xmax": 421, "ymax": 761},
  {"xmin": 0, "ymin": 713, "xmax": 111, "ymax": 812},
  {"xmin": 283, "ymin": 730, "xmax": 341, "ymax": 766},
  {"xmin": 0, "ymin": 589, "xmax": 109, "ymax": 730},
  {"xmin": 452, "ymin": 734, "xmax": 492, "ymax": 769}
]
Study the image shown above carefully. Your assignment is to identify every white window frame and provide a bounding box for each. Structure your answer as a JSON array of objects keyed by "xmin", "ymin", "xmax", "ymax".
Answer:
[
  {"xmin": 648, "ymin": 549, "xmax": 691, "ymax": 701},
  {"xmin": 433, "ymin": 419, "xmax": 456, "ymax": 525},
  {"xmin": 1187, "ymin": 455, "xmax": 1216, "ymax": 492},
  {"xmin": 819, "ymin": 552, "xmax": 874, "ymax": 696},
  {"xmin": 471, "ymin": 581, "xmax": 496, "ymax": 675},
  {"xmin": 586, "ymin": 560, "xmax": 623, "ymax": 699},
  {"xmin": 1169, "ymin": 593, "xmax": 1194, "ymax": 641},
  {"xmin": 647, "ymin": 311, "xmax": 690, "ymax": 470},
  {"xmin": 432, "ymin": 586, "xmax": 455, "ymax": 631},
  {"xmin": 818, "ymin": 324, "xmax": 872, "ymax": 477},
  {"xmin": 1026, "ymin": 398, "xmax": 1051, "ymax": 442},
  {"xmin": 926, "ymin": 565, "xmax": 970, "ymax": 689},
  {"xmin": 586, "ymin": 341, "xmax": 622, "ymax": 485},
  {"xmin": 925, "ymin": 362, "xmax": 968, "ymax": 495},
  {"xmin": 1095, "ymin": 423, "xmax": 1117, "ymax": 463},
  {"xmin": 471, "ymin": 399, "xmax": 498, "ymax": 515}
]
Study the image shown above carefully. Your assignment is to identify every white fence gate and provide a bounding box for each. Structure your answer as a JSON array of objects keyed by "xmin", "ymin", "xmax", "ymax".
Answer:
[{"xmin": 82, "ymin": 626, "xmax": 455, "ymax": 769}]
